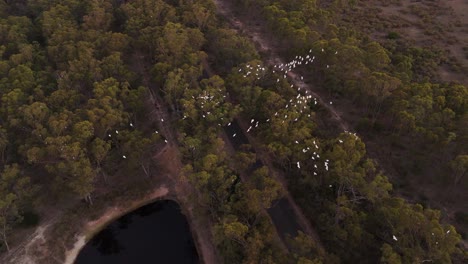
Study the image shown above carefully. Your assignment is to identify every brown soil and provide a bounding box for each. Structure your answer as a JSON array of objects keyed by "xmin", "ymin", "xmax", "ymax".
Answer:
[
  {"xmin": 357, "ymin": 0, "xmax": 468, "ymax": 85},
  {"xmin": 344, "ymin": 0, "xmax": 468, "ymax": 239},
  {"xmin": 236, "ymin": 118, "xmax": 325, "ymax": 253},
  {"xmin": 134, "ymin": 51, "xmax": 222, "ymax": 264},
  {"xmin": 212, "ymin": 0, "xmax": 333, "ymax": 252}
]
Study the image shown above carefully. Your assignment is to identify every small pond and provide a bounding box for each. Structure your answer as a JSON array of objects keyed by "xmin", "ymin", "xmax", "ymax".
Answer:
[{"xmin": 75, "ymin": 200, "xmax": 199, "ymax": 264}]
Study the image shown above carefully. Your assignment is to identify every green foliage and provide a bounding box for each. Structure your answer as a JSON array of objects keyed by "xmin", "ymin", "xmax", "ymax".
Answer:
[
  {"xmin": 17, "ymin": 210, "xmax": 40, "ymax": 228},
  {"xmin": 450, "ymin": 155, "xmax": 468, "ymax": 185},
  {"xmin": 0, "ymin": 164, "xmax": 35, "ymax": 251},
  {"xmin": 387, "ymin": 32, "xmax": 400, "ymax": 39},
  {"xmin": 0, "ymin": 0, "xmax": 464, "ymax": 262}
]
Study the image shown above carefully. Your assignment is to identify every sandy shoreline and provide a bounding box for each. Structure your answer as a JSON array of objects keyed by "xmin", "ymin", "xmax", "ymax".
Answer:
[{"xmin": 63, "ymin": 186, "xmax": 170, "ymax": 264}]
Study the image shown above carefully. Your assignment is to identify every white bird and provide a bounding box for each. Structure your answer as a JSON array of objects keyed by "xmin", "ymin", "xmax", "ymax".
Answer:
[
  {"xmin": 447, "ymin": 230, "xmax": 450, "ymax": 234},
  {"xmin": 155, "ymin": 131, "xmax": 159, "ymax": 134},
  {"xmin": 228, "ymin": 122, "xmax": 231, "ymax": 126},
  {"xmin": 130, "ymin": 123, "xmax": 133, "ymax": 127},
  {"xmin": 161, "ymin": 118, "xmax": 164, "ymax": 122},
  {"xmin": 297, "ymin": 161, "xmax": 301, "ymax": 169},
  {"xmin": 108, "ymin": 134, "xmax": 111, "ymax": 137},
  {"xmin": 329, "ymin": 184, "xmax": 332, "ymax": 187},
  {"xmin": 393, "ymin": 235, "xmax": 398, "ymax": 241},
  {"xmin": 233, "ymin": 133, "xmax": 237, "ymax": 137},
  {"xmin": 251, "ymin": 119, "xmax": 254, "ymax": 123},
  {"xmin": 330, "ymin": 101, "xmax": 333, "ymax": 104},
  {"xmin": 115, "ymin": 130, "xmax": 119, "ymax": 134},
  {"xmin": 339, "ymin": 140, "xmax": 343, "ymax": 143},
  {"xmin": 122, "ymin": 155, "xmax": 126, "ymax": 159},
  {"xmin": 165, "ymin": 139, "xmax": 168, "ymax": 143}
]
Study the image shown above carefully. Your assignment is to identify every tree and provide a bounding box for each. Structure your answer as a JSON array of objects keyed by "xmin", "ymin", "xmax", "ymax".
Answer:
[
  {"xmin": 82, "ymin": 0, "xmax": 113, "ymax": 32},
  {"xmin": 72, "ymin": 120, "xmax": 94, "ymax": 143},
  {"xmin": 20, "ymin": 102, "xmax": 50, "ymax": 130},
  {"xmin": 90, "ymin": 138, "xmax": 111, "ymax": 181},
  {"xmin": 247, "ymin": 166, "xmax": 284, "ymax": 211},
  {"xmin": 213, "ymin": 215, "xmax": 246, "ymax": 263},
  {"xmin": 47, "ymin": 110, "xmax": 74, "ymax": 136},
  {"xmin": 206, "ymin": 29, "xmax": 258, "ymax": 70},
  {"xmin": 288, "ymin": 231, "xmax": 323, "ymax": 263},
  {"xmin": 66, "ymin": 158, "xmax": 96, "ymax": 204},
  {"xmin": 0, "ymin": 164, "xmax": 33, "ymax": 251},
  {"xmin": 374, "ymin": 198, "xmax": 461, "ymax": 263},
  {"xmin": 163, "ymin": 68, "xmax": 189, "ymax": 112},
  {"xmin": 86, "ymin": 78, "xmax": 130, "ymax": 137},
  {"xmin": 183, "ymin": 3, "xmax": 213, "ymax": 30},
  {"xmin": 0, "ymin": 127, "xmax": 7, "ymax": 164},
  {"xmin": 120, "ymin": 130, "xmax": 160, "ymax": 178},
  {"xmin": 380, "ymin": 243, "xmax": 402, "ymax": 264},
  {"xmin": 450, "ymin": 155, "xmax": 468, "ymax": 185}
]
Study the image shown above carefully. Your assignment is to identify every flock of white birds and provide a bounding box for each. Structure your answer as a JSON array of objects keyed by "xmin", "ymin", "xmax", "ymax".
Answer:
[
  {"xmin": 236, "ymin": 49, "xmax": 341, "ymax": 173},
  {"xmin": 112, "ymin": 47, "xmax": 452, "ymax": 244}
]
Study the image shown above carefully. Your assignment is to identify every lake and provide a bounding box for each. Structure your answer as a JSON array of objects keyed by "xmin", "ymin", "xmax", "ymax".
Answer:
[{"xmin": 75, "ymin": 200, "xmax": 199, "ymax": 264}]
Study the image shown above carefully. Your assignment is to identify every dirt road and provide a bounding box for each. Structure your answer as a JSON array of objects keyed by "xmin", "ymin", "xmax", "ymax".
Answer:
[
  {"xmin": 136, "ymin": 52, "xmax": 221, "ymax": 264},
  {"xmin": 212, "ymin": 0, "xmax": 351, "ymax": 133}
]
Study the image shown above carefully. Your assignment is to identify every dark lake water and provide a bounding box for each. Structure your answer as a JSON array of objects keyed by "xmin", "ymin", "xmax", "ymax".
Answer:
[{"xmin": 75, "ymin": 200, "xmax": 199, "ymax": 264}]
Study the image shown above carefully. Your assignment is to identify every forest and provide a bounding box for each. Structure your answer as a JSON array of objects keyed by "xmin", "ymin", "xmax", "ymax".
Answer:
[{"xmin": 0, "ymin": 0, "xmax": 466, "ymax": 263}]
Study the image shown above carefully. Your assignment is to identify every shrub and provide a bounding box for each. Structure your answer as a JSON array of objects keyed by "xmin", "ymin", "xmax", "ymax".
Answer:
[
  {"xmin": 387, "ymin": 31, "xmax": 400, "ymax": 39},
  {"xmin": 18, "ymin": 210, "xmax": 40, "ymax": 228}
]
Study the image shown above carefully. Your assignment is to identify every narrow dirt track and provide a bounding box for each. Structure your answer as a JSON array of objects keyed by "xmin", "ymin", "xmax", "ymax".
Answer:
[
  {"xmin": 135, "ymin": 52, "xmax": 221, "ymax": 264},
  {"xmin": 211, "ymin": 0, "xmax": 351, "ymax": 133},
  {"xmin": 210, "ymin": 0, "xmax": 348, "ymax": 253}
]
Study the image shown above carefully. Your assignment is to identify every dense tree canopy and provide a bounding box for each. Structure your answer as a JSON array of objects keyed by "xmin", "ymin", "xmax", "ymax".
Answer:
[{"xmin": 0, "ymin": 1, "xmax": 464, "ymax": 263}]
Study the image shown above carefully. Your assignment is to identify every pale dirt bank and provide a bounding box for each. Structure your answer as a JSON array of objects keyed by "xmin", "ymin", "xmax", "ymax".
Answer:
[
  {"xmin": 63, "ymin": 186, "xmax": 169, "ymax": 264},
  {"xmin": 1, "ymin": 186, "xmax": 170, "ymax": 264}
]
